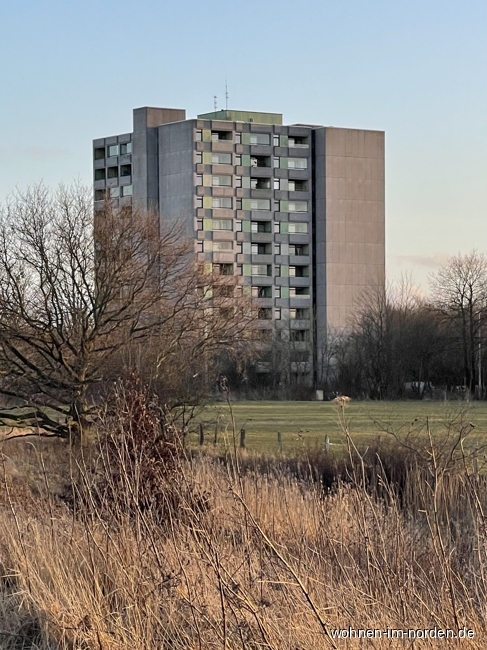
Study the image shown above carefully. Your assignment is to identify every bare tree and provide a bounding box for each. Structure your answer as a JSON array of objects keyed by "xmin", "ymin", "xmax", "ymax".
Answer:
[
  {"xmin": 337, "ymin": 276, "xmax": 435, "ymax": 399},
  {"xmin": 430, "ymin": 251, "xmax": 487, "ymax": 396},
  {"xmin": 0, "ymin": 184, "xmax": 254, "ymax": 435}
]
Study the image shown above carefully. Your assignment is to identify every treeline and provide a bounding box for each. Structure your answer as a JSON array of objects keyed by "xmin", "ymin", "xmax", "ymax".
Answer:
[
  {"xmin": 235, "ymin": 253, "xmax": 487, "ymax": 401},
  {"xmin": 330, "ymin": 259, "xmax": 486, "ymax": 399}
]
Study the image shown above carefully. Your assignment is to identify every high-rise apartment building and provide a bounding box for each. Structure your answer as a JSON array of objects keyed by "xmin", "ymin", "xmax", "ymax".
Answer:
[{"xmin": 93, "ymin": 106, "xmax": 385, "ymax": 386}]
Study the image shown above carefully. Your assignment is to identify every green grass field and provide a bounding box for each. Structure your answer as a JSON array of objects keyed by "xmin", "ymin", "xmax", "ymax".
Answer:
[{"xmin": 189, "ymin": 399, "xmax": 487, "ymax": 454}]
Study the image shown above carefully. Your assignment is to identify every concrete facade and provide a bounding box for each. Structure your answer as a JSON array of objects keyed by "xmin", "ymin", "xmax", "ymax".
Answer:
[{"xmin": 93, "ymin": 106, "xmax": 385, "ymax": 386}]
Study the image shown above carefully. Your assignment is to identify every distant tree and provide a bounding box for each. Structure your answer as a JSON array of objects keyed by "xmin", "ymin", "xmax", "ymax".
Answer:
[
  {"xmin": 430, "ymin": 251, "xmax": 487, "ymax": 395},
  {"xmin": 334, "ymin": 277, "xmax": 442, "ymax": 399},
  {"xmin": 0, "ymin": 184, "xmax": 253, "ymax": 436}
]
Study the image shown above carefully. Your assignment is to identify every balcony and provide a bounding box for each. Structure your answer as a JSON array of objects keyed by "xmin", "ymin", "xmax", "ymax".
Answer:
[
  {"xmin": 252, "ymin": 286, "xmax": 272, "ymax": 299},
  {"xmin": 211, "ymin": 130, "xmax": 233, "ymax": 142},
  {"xmin": 289, "ymin": 255, "xmax": 310, "ymax": 266},
  {"xmin": 288, "ymin": 137, "xmax": 309, "ymax": 149},
  {"xmin": 251, "ymin": 177, "xmax": 271, "ymax": 190},
  {"xmin": 250, "ymin": 155, "xmax": 271, "ymax": 168},
  {"xmin": 251, "ymin": 243, "xmax": 272, "ymax": 255},
  {"xmin": 251, "ymin": 254, "xmax": 273, "ymax": 266},
  {"xmin": 212, "ymin": 141, "xmax": 234, "ymax": 153},
  {"xmin": 289, "ymin": 276, "xmax": 311, "ymax": 288}
]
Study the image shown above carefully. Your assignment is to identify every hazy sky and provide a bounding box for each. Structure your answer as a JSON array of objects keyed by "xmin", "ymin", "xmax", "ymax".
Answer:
[{"xmin": 0, "ymin": 0, "xmax": 485, "ymax": 292}]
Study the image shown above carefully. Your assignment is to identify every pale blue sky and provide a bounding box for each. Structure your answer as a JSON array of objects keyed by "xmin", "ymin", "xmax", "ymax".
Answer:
[{"xmin": 1, "ymin": 0, "xmax": 485, "ymax": 291}]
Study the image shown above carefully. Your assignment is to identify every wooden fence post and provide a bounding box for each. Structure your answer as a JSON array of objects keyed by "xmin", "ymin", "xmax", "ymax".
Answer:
[
  {"xmin": 240, "ymin": 428, "xmax": 246, "ymax": 449},
  {"xmin": 277, "ymin": 431, "xmax": 283, "ymax": 453},
  {"xmin": 199, "ymin": 423, "xmax": 204, "ymax": 446}
]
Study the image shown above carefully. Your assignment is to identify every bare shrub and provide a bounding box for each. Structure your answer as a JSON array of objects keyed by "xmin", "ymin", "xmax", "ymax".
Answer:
[{"xmin": 1, "ymin": 409, "xmax": 487, "ymax": 648}]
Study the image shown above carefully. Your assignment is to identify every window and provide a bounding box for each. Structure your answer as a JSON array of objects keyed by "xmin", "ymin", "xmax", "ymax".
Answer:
[
  {"xmin": 289, "ymin": 266, "xmax": 309, "ymax": 277},
  {"xmin": 251, "ymin": 221, "xmax": 271, "ymax": 233},
  {"xmin": 235, "ymin": 132, "xmax": 241, "ymax": 144},
  {"xmin": 120, "ymin": 164, "xmax": 131, "ymax": 177},
  {"xmin": 250, "ymin": 155, "xmax": 270, "ymax": 168},
  {"xmin": 107, "ymin": 166, "xmax": 118, "ymax": 179},
  {"xmin": 196, "ymin": 174, "xmax": 203, "ymax": 186},
  {"xmin": 274, "ymin": 308, "xmax": 281, "ymax": 320},
  {"xmin": 288, "ymin": 179, "xmax": 307, "ymax": 192},
  {"xmin": 196, "ymin": 241, "xmax": 203, "ymax": 253},
  {"xmin": 120, "ymin": 142, "xmax": 132, "ymax": 155},
  {"xmin": 121, "ymin": 185, "xmax": 133, "ymax": 197},
  {"xmin": 274, "ymin": 222, "xmax": 280, "ymax": 233},
  {"xmin": 211, "ymin": 152, "xmax": 232, "ymax": 164},
  {"xmin": 273, "ymin": 178, "xmax": 280, "ymax": 190},
  {"xmin": 273, "ymin": 157, "xmax": 280, "ymax": 168},
  {"xmin": 212, "ymin": 197, "xmax": 232, "ymax": 208},
  {"xmin": 213, "ymin": 263, "xmax": 233, "ymax": 275},
  {"xmin": 251, "ymin": 177, "xmax": 271, "ymax": 190},
  {"xmin": 212, "ymin": 175, "xmax": 232, "ymax": 186},
  {"xmin": 275, "ymin": 265, "xmax": 281, "ymax": 277},
  {"xmin": 249, "ymin": 199, "xmax": 271, "ymax": 211},
  {"xmin": 107, "ymin": 145, "xmax": 119, "ymax": 157},
  {"xmin": 289, "ymin": 244, "xmax": 308, "ymax": 256},
  {"xmin": 213, "ymin": 241, "xmax": 233, "ymax": 251},
  {"xmin": 258, "ymin": 308, "xmax": 272, "ymax": 320},
  {"xmin": 94, "ymin": 189, "xmax": 106, "ymax": 201},
  {"xmin": 236, "ymin": 199, "xmax": 242, "ymax": 210},
  {"xmin": 252, "ymin": 286, "xmax": 272, "ymax": 298},
  {"xmin": 196, "ymin": 152, "xmax": 203, "ymax": 164},
  {"xmin": 290, "ymin": 329, "xmax": 309, "ymax": 342},
  {"xmin": 275, "ymin": 287, "xmax": 281, "ymax": 299},
  {"xmin": 274, "ymin": 243, "xmax": 281, "ymax": 255},
  {"xmin": 235, "ymin": 176, "xmax": 242, "ymax": 188},
  {"xmin": 235, "ymin": 220, "xmax": 242, "ymax": 231},
  {"xmin": 196, "ymin": 197, "xmax": 203, "ymax": 208},
  {"xmin": 290, "ymin": 287, "xmax": 310, "ymax": 297},
  {"xmin": 195, "ymin": 130, "xmax": 202, "ymax": 141},
  {"xmin": 287, "ymin": 157, "xmax": 307, "ymax": 169},
  {"xmin": 273, "ymin": 135, "xmax": 280, "ymax": 146},
  {"xmin": 288, "ymin": 222, "xmax": 308, "ymax": 234},
  {"xmin": 94, "ymin": 147, "xmax": 105, "ymax": 160},
  {"xmin": 249, "ymin": 133, "xmax": 270, "ymax": 145},
  {"xmin": 212, "ymin": 219, "xmax": 233, "ymax": 230},
  {"xmin": 288, "ymin": 136, "xmax": 308, "ymax": 148},
  {"xmin": 289, "ymin": 201, "xmax": 308, "ymax": 212},
  {"xmin": 211, "ymin": 130, "xmax": 232, "ymax": 141},
  {"xmin": 251, "ymin": 243, "xmax": 271, "ymax": 255},
  {"xmin": 109, "ymin": 187, "xmax": 120, "ymax": 198},
  {"xmin": 94, "ymin": 169, "xmax": 105, "ymax": 181},
  {"xmin": 235, "ymin": 154, "xmax": 242, "ymax": 165},
  {"xmin": 197, "ymin": 219, "xmax": 203, "ymax": 230},
  {"xmin": 251, "ymin": 265, "xmax": 272, "ymax": 276}
]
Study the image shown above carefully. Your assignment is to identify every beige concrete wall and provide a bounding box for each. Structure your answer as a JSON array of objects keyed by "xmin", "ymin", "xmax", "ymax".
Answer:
[{"xmin": 324, "ymin": 128, "xmax": 385, "ymax": 330}]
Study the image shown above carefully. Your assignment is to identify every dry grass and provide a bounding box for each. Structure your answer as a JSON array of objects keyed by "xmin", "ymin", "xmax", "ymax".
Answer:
[{"xmin": 1, "ymin": 407, "xmax": 487, "ymax": 648}]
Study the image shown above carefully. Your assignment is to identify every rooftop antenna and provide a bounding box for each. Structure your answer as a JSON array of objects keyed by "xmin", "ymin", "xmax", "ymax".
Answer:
[
  {"xmin": 214, "ymin": 96, "xmax": 218, "ymax": 111},
  {"xmin": 225, "ymin": 80, "xmax": 228, "ymax": 110}
]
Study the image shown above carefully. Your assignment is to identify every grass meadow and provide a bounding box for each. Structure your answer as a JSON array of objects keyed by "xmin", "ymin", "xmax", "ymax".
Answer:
[{"xmin": 190, "ymin": 399, "xmax": 487, "ymax": 454}]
